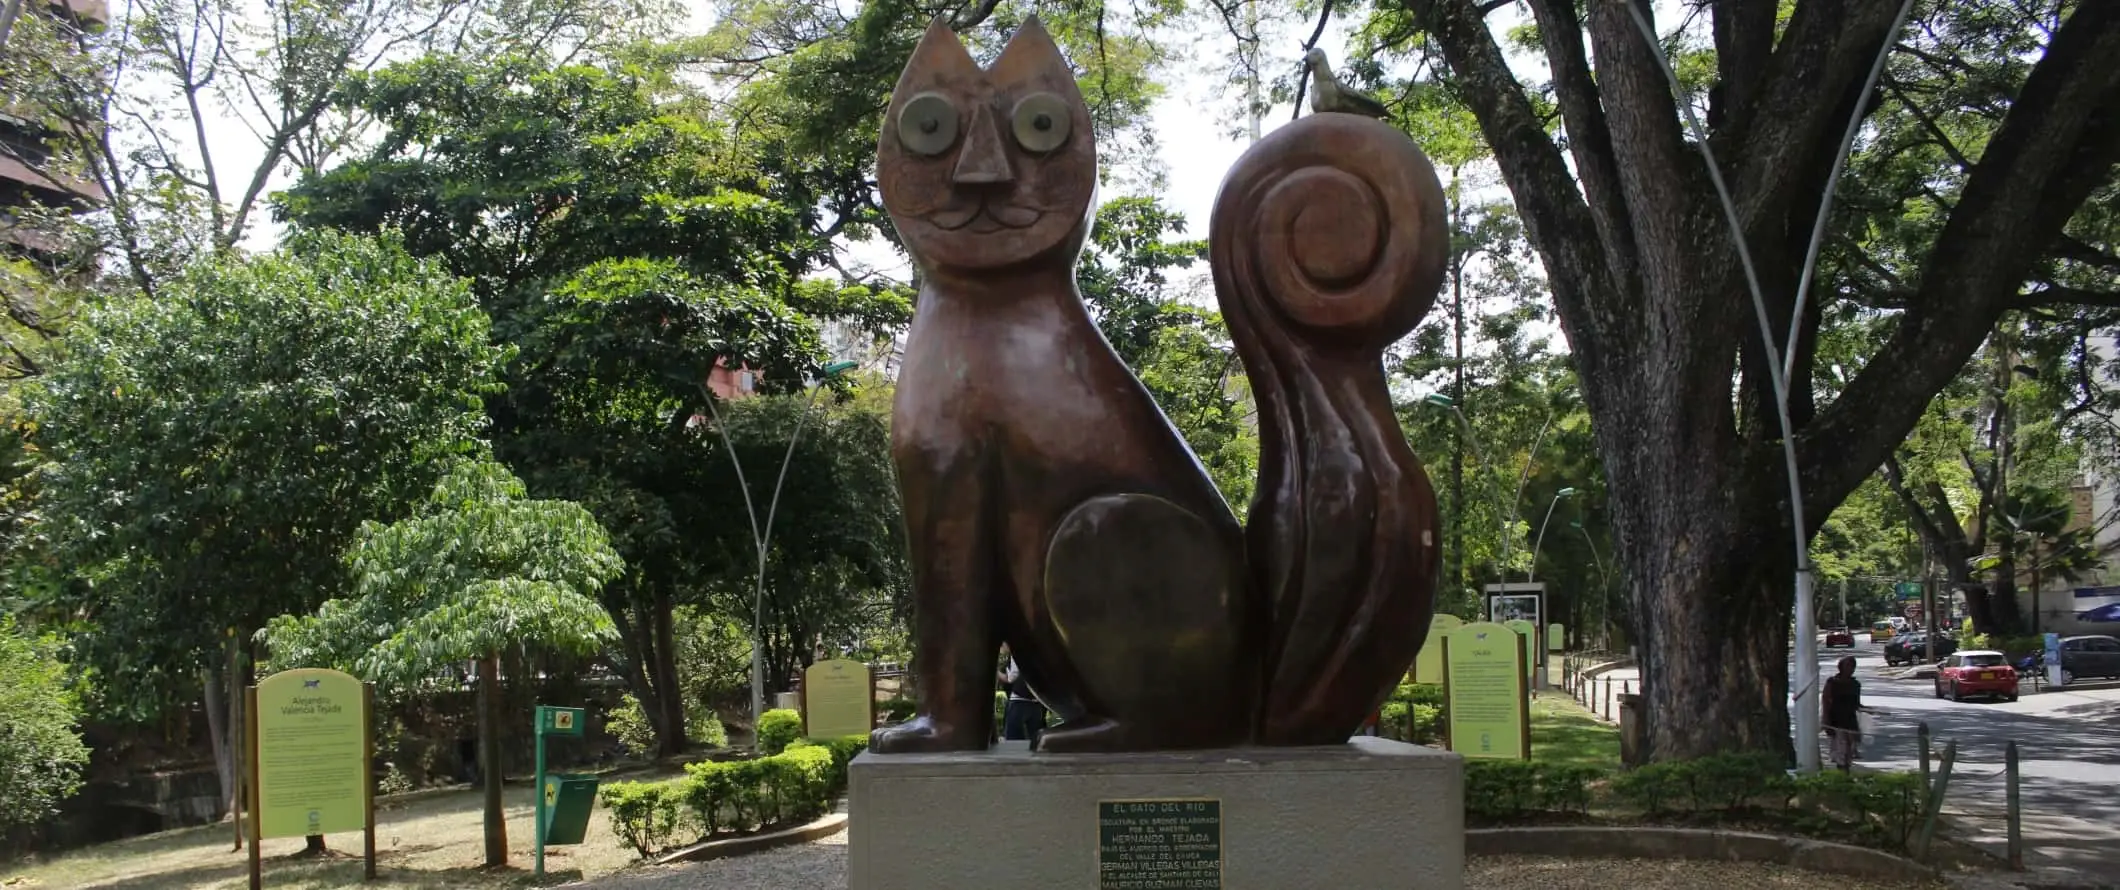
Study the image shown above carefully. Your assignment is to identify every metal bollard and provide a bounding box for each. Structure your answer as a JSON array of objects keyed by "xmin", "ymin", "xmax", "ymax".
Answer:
[
  {"xmin": 1916, "ymin": 739, "xmax": 1957, "ymax": 859},
  {"xmin": 1918, "ymin": 722, "xmax": 1932, "ymax": 794},
  {"xmin": 2006, "ymin": 741, "xmax": 2023, "ymax": 870}
]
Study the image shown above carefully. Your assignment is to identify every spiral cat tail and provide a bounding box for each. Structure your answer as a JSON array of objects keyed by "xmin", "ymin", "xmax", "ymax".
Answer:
[{"xmin": 1208, "ymin": 112, "xmax": 1448, "ymax": 745}]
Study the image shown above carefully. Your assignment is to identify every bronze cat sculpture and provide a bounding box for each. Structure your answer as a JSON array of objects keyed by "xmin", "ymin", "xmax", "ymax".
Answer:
[{"xmin": 871, "ymin": 16, "xmax": 1445, "ymax": 754}]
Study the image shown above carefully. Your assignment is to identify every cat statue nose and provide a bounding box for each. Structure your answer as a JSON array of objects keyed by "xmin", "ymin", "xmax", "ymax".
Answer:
[{"xmin": 952, "ymin": 104, "xmax": 1015, "ymax": 184}]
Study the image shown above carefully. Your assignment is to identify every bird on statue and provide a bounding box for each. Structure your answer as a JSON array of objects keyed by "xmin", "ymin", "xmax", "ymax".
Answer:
[{"xmin": 1304, "ymin": 48, "xmax": 1390, "ymax": 119}]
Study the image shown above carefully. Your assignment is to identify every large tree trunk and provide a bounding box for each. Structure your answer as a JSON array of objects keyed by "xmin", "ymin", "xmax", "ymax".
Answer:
[
  {"xmin": 477, "ymin": 651, "xmax": 508, "ymax": 868},
  {"xmin": 1408, "ymin": 0, "xmax": 2120, "ymax": 759},
  {"xmin": 649, "ymin": 589, "xmax": 687, "ymax": 756}
]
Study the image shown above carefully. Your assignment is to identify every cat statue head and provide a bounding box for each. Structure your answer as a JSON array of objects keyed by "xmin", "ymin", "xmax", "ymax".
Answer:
[{"xmin": 876, "ymin": 16, "xmax": 1098, "ymax": 273}]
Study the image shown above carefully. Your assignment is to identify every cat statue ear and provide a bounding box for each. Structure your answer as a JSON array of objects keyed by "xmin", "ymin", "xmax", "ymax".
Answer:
[
  {"xmin": 991, "ymin": 14, "xmax": 1065, "ymax": 78},
  {"xmin": 900, "ymin": 17, "xmax": 979, "ymax": 85}
]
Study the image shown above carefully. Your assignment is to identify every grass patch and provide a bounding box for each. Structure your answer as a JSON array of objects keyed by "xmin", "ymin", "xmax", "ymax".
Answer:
[
  {"xmin": 0, "ymin": 770, "xmax": 686, "ymax": 890},
  {"xmin": 1530, "ymin": 691, "xmax": 1621, "ymax": 771}
]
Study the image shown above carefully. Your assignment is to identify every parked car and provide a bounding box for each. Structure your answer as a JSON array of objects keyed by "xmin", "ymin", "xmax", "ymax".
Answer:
[
  {"xmin": 1825, "ymin": 628, "xmax": 1857, "ymax": 648},
  {"xmin": 1884, "ymin": 632, "xmax": 1956, "ymax": 666},
  {"xmin": 2058, "ymin": 635, "xmax": 2120, "ymax": 684},
  {"xmin": 1870, "ymin": 620, "xmax": 1898, "ymax": 642},
  {"xmin": 1935, "ymin": 650, "xmax": 2018, "ymax": 703}
]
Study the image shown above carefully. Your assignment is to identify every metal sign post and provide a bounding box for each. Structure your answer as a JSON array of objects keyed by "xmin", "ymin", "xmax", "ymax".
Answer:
[{"xmin": 533, "ymin": 705, "xmax": 584, "ymax": 878}]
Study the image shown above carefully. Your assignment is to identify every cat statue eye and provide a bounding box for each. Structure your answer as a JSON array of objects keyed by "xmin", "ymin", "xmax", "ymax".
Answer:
[
  {"xmin": 897, "ymin": 92, "xmax": 959, "ymax": 155},
  {"xmin": 1010, "ymin": 92, "xmax": 1071, "ymax": 152}
]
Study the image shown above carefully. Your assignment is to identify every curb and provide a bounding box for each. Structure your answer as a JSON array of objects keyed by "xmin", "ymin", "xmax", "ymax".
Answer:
[
  {"xmin": 1466, "ymin": 826, "xmax": 1927, "ymax": 881},
  {"xmin": 649, "ymin": 812, "xmax": 847, "ymax": 866}
]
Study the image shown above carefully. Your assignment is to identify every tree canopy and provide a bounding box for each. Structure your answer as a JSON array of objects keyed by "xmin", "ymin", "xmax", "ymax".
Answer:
[{"xmin": 19, "ymin": 231, "xmax": 506, "ymax": 718}]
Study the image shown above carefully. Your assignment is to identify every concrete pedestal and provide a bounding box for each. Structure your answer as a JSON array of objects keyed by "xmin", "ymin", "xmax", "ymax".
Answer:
[{"xmin": 848, "ymin": 735, "xmax": 1464, "ymax": 889}]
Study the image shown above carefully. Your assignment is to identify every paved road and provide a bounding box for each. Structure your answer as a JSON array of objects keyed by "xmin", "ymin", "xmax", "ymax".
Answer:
[
  {"xmin": 1569, "ymin": 636, "xmax": 2120, "ymax": 882},
  {"xmin": 1826, "ymin": 638, "xmax": 2120, "ymax": 882}
]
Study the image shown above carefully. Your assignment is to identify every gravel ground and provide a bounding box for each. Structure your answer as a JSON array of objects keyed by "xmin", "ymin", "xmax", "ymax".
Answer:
[{"xmin": 573, "ymin": 835, "xmax": 1949, "ymax": 889}]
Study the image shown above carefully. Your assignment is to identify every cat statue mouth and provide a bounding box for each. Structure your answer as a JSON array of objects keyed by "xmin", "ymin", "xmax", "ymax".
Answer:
[{"xmin": 926, "ymin": 199, "xmax": 1043, "ymax": 233}]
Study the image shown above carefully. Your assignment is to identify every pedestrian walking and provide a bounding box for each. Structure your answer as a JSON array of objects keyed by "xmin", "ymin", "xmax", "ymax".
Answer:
[
  {"xmin": 998, "ymin": 645, "xmax": 1047, "ymax": 748},
  {"xmin": 1821, "ymin": 655, "xmax": 1870, "ymax": 772}
]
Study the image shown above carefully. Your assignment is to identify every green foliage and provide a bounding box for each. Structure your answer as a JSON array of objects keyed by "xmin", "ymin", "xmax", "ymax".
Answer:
[
  {"xmin": 1467, "ymin": 752, "xmax": 1928, "ymax": 853},
  {"xmin": 257, "ymin": 458, "xmax": 622, "ymax": 694},
  {"xmin": 1463, "ymin": 761, "xmax": 1599, "ymax": 821},
  {"xmin": 1793, "ymin": 770, "xmax": 1926, "ymax": 850},
  {"xmin": 609, "ymin": 694, "xmax": 661, "ymax": 757},
  {"xmin": 599, "ymin": 779, "xmax": 685, "ymax": 858},
  {"xmin": 756, "ymin": 708, "xmax": 803, "ymax": 756},
  {"xmin": 878, "ymin": 696, "xmax": 916, "ymax": 723},
  {"xmin": 0, "ymin": 616, "xmax": 89, "ymax": 830},
  {"xmin": 1075, "ymin": 197, "xmax": 1257, "ymax": 509},
  {"xmin": 601, "ymin": 734, "xmax": 871, "ymax": 857},
  {"xmin": 21, "ymin": 231, "xmax": 507, "ymax": 718}
]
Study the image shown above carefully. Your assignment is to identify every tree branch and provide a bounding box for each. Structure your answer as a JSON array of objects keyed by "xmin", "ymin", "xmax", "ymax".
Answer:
[
  {"xmin": 1407, "ymin": 0, "xmax": 1633, "ymax": 390},
  {"xmin": 1528, "ymin": 0, "xmax": 1639, "ymax": 298},
  {"xmin": 1801, "ymin": 0, "xmax": 2120, "ymax": 526}
]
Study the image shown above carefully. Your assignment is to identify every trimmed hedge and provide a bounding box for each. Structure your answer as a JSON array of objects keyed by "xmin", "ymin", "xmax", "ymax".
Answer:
[
  {"xmin": 1466, "ymin": 752, "xmax": 1929, "ymax": 852},
  {"xmin": 757, "ymin": 708, "xmax": 805, "ymax": 756},
  {"xmin": 600, "ymin": 733, "xmax": 869, "ymax": 858}
]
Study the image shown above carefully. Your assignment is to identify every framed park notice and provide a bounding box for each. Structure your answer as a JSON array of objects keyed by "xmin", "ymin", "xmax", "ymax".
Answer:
[
  {"xmin": 1442, "ymin": 622, "xmax": 1530, "ymax": 760},
  {"xmin": 247, "ymin": 667, "xmax": 375, "ymax": 888},
  {"xmin": 1097, "ymin": 798, "xmax": 1222, "ymax": 889},
  {"xmin": 1412, "ymin": 613, "xmax": 1461, "ymax": 684},
  {"xmin": 801, "ymin": 658, "xmax": 876, "ymax": 739}
]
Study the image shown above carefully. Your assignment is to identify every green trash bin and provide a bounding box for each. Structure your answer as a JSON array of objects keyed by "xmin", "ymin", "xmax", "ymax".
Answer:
[{"xmin": 541, "ymin": 774, "xmax": 600, "ymax": 846}]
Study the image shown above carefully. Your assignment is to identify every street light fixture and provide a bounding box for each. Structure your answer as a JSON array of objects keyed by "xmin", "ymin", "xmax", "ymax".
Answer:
[
  {"xmin": 700, "ymin": 358, "xmax": 862, "ymax": 736},
  {"xmin": 1420, "ymin": 393, "xmax": 1514, "ymax": 612},
  {"xmin": 1570, "ymin": 518, "xmax": 1610, "ymax": 649},
  {"xmin": 1527, "ymin": 487, "xmax": 1579, "ymax": 585}
]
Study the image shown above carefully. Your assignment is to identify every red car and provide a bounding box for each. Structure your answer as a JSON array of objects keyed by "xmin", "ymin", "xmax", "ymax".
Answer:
[
  {"xmin": 1935, "ymin": 650, "xmax": 2018, "ymax": 703},
  {"xmin": 1825, "ymin": 628, "xmax": 1856, "ymax": 648}
]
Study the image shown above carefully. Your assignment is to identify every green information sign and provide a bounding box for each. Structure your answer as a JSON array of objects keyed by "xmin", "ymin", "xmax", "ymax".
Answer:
[
  {"xmin": 1097, "ymin": 799, "xmax": 1221, "ymax": 889},
  {"xmin": 1444, "ymin": 622, "xmax": 1529, "ymax": 760},
  {"xmin": 1504, "ymin": 618, "xmax": 1538, "ymax": 677},
  {"xmin": 251, "ymin": 668, "xmax": 369, "ymax": 840},
  {"xmin": 1547, "ymin": 622, "xmax": 1564, "ymax": 653},
  {"xmin": 1411, "ymin": 613, "xmax": 1461, "ymax": 684},
  {"xmin": 1896, "ymin": 581, "xmax": 1923, "ymax": 600},
  {"xmin": 801, "ymin": 658, "xmax": 875, "ymax": 739},
  {"xmin": 539, "ymin": 705, "xmax": 584, "ymax": 737}
]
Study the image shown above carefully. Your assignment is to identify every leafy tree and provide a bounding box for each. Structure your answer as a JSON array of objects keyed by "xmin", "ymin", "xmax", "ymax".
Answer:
[
  {"xmin": 1384, "ymin": 0, "xmax": 2119, "ymax": 759},
  {"xmin": 18, "ymin": 231, "xmax": 505, "ymax": 808},
  {"xmin": 260, "ymin": 458, "xmax": 621, "ymax": 867},
  {"xmin": 1075, "ymin": 197, "xmax": 1257, "ymax": 507},
  {"xmin": 702, "ymin": 390, "xmax": 906, "ymax": 698},
  {"xmin": 278, "ymin": 51, "xmax": 913, "ymax": 754},
  {"xmin": 0, "ymin": 614, "xmax": 88, "ymax": 833}
]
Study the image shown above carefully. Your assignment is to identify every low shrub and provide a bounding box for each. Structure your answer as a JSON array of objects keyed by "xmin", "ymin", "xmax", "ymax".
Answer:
[
  {"xmin": 1377, "ymin": 702, "xmax": 1442, "ymax": 744},
  {"xmin": 600, "ymin": 780, "xmax": 684, "ymax": 858},
  {"xmin": 609, "ymin": 694, "xmax": 659, "ymax": 756},
  {"xmin": 1794, "ymin": 769, "xmax": 1925, "ymax": 849},
  {"xmin": 757, "ymin": 708, "xmax": 804, "ymax": 756},
  {"xmin": 606, "ymin": 733, "xmax": 871, "ymax": 858},
  {"xmin": 879, "ymin": 695, "xmax": 917, "ymax": 723},
  {"xmin": 1465, "ymin": 761, "xmax": 1605, "ymax": 821}
]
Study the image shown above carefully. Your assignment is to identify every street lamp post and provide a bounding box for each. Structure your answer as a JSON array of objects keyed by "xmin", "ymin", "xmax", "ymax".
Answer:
[
  {"xmin": 1422, "ymin": 393, "xmax": 1513, "ymax": 612},
  {"xmin": 701, "ymin": 358, "xmax": 861, "ymax": 734},
  {"xmin": 1571, "ymin": 519, "xmax": 1609, "ymax": 649},
  {"xmin": 1527, "ymin": 487, "xmax": 1579, "ymax": 585}
]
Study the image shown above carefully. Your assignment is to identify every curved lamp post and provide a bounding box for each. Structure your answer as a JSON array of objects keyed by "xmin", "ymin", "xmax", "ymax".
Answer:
[
  {"xmin": 1421, "ymin": 393, "xmax": 1513, "ymax": 608},
  {"xmin": 1527, "ymin": 487, "xmax": 1579, "ymax": 585},
  {"xmin": 701, "ymin": 358, "xmax": 861, "ymax": 733},
  {"xmin": 1571, "ymin": 518, "xmax": 1610, "ymax": 649}
]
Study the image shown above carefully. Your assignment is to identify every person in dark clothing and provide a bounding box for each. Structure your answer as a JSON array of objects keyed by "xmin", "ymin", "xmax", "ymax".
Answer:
[
  {"xmin": 998, "ymin": 645, "xmax": 1047, "ymax": 747},
  {"xmin": 1821, "ymin": 656, "xmax": 1867, "ymax": 772}
]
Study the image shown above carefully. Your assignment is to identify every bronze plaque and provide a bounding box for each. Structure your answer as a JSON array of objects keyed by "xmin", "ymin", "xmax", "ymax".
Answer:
[{"xmin": 1097, "ymin": 798, "xmax": 1222, "ymax": 889}]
